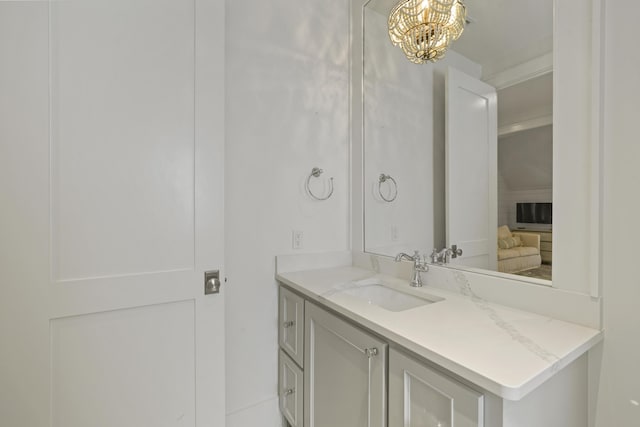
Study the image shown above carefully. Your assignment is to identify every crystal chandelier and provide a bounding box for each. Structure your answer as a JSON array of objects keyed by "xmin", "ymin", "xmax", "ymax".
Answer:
[{"xmin": 388, "ymin": 0, "xmax": 466, "ymax": 64}]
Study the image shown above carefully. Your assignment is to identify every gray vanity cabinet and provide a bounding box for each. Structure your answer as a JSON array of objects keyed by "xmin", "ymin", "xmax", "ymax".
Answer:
[
  {"xmin": 278, "ymin": 283, "xmax": 590, "ymax": 427},
  {"xmin": 304, "ymin": 302, "xmax": 387, "ymax": 427},
  {"xmin": 389, "ymin": 349, "xmax": 484, "ymax": 427},
  {"xmin": 278, "ymin": 287, "xmax": 305, "ymax": 427}
]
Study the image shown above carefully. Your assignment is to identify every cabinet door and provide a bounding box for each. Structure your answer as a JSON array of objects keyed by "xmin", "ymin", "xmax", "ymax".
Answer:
[
  {"xmin": 389, "ymin": 349, "xmax": 484, "ymax": 427},
  {"xmin": 279, "ymin": 286, "xmax": 305, "ymax": 367},
  {"xmin": 305, "ymin": 302, "xmax": 387, "ymax": 427},
  {"xmin": 279, "ymin": 350, "xmax": 304, "ymax": 427}
]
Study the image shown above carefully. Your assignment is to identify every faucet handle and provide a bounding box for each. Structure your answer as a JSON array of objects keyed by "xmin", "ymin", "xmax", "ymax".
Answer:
[
  {"xmin": 451, "ymin": 245, "xmax": 463, "ymax": 258},
  {"xmin": 430, "ymin": 249, "xmax": 439, "ymax": 263}
]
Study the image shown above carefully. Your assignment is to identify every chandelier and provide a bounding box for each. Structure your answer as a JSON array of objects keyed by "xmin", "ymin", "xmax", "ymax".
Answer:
[{"xmin": 388, "ymin": 0, "xmax": 466, "ymax": 64}]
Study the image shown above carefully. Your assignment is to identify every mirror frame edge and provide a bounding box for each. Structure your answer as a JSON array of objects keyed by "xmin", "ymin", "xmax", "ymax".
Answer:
[
  {"xmin": 553, "ymin": 0, "xmax": 605, "ymax": 299},
  {"xmin": 350, "ymin": 0, "xmax": 367, "ymax": 255}
]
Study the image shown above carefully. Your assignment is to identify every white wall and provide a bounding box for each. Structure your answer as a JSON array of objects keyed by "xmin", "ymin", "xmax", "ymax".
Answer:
[
  {"xmin": 594, "ymin": 1, "xmax": 640, "ymax": 425},
  {"xmin": 499, "ymin": 126, "xmax": 553, "ymax": 193},
  {"xmin": 363, "ymin": 8, "xmax": 433, "ymax": 256},
  {"xmin": 225, "ymin": 0, "xmax": 351, "ymax": 425},
  {"xmin": 498, "ymin": 125, "xmax": 553, "ymax": 229}
]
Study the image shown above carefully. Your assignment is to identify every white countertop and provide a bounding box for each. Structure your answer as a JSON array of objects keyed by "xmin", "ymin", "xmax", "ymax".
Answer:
[{"xmin": 276, "ymin": 265, "xmax": 603, "ymax": 401}]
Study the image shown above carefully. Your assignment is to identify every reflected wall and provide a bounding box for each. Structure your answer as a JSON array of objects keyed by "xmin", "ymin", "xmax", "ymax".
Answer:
[{"xmin": 363, "ymin": 6, "xmax": 480, "ymax": 257}]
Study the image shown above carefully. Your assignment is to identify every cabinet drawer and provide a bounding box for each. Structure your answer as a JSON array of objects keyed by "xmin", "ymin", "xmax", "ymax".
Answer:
[
  {"xmin": 279, "ymin": 350, "xmax": 303, "ymax": 427},
  {"xmin": 279, "ymin": 286, "xmax": 304, "ymax": 367},
  {"xmin": 389, "ymin": 348, "xmax": 484, "ymax": 427}
]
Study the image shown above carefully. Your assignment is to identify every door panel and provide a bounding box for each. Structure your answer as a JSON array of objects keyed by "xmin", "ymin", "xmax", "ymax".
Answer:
[
  {"xmin": 0, "ymin": 0, "xmax": 225, "ymax": 425},
  {"xmin": 446, "ymin": 67, "xmax": 498, "ymax": 271},
  {"xmin": 0, "ymin": 3, "xmax": 54, "ymax": 426},
  {"xmin": 51, "ymin": 301, "xmax": 196, "ymax": 426},
  {"xmin": 51, "ymin": 0, "xmax": 196, "ymax": 280}
]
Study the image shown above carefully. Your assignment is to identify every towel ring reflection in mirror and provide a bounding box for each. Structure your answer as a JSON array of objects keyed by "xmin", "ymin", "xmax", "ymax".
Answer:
[
  {"xmin": 378, "ymin": 173, "xmax": 397, "ymax": 202},
  {"xmin": 306, "ymin": 167, "xmax": 334, "ymax": 201}
]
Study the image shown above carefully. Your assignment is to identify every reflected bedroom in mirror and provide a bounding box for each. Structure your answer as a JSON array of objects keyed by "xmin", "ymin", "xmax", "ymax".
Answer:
[{"xmin": 362, "ymin": 0, "xmax": 553, "ymax": 283}]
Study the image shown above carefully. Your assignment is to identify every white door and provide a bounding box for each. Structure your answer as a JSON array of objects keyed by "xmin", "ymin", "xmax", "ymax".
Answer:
[
  {"xmin": 446, "ymin": 67, "xmax": 498, "ymax": 271},
  {"xmin": 0, "ymin": 1, "xmax": 225, "ymax": 426}
]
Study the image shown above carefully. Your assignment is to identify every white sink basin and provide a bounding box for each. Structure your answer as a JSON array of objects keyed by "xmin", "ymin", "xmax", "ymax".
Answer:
[{"xmin": 341, "ymin": 282, "xmax": 438, "ymax": 312}]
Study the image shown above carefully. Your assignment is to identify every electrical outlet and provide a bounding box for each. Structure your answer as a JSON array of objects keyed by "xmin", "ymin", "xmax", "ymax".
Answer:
[{"xmin": 292, "ymin": 230, "xmax": 304, "ymax": 249}]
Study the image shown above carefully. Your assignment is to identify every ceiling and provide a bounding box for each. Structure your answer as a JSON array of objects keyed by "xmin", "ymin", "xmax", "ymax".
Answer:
[
  {"xmin": 452, "ymin": 0, "xmax": 553, "ymax": 78},
  {"xmin": 497, "ymin": 72, "xmax": 552, "ymax": 129}
]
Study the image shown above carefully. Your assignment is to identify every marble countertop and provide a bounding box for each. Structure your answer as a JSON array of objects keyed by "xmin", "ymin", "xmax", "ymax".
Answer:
[{"xmin": 276, "ymin": 265, "xmax": 603, "ymax": 401}]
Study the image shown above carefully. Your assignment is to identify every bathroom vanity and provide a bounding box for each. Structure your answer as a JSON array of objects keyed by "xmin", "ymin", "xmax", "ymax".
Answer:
[{"xmin": 276, "ymin": 254, "xmax": 602, "ymax": 427}]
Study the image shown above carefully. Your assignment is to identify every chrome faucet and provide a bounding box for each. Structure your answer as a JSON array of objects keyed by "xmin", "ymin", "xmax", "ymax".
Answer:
[
  {"xmin": 394, "ymin": 250, "xmax": 428, "ymax": 287},
  {"xmin": 430, "ymin": 245, "xmax": 463, "ymax": 264}
]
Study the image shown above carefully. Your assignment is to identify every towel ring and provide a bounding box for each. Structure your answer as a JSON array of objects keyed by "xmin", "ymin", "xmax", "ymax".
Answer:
[
  {"xmin": 378, "ymin": 173, "xmax": 397, "ymax": 202},
  {"xmin": 306, "ymin": 167, "xmax": 334, "ymax": 201}
]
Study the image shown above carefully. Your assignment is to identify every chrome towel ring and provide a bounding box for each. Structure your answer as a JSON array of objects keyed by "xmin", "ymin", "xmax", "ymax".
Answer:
[
  {"xmin": 378, "ymin": 173, "xmax": 397, "ymax": 202},
  {"xmin": 306, "ymin": 167, "xmax": 334, "ymax": 201}
]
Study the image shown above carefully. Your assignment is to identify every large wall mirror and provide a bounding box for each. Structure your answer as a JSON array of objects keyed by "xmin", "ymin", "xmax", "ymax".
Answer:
[{"xmin": 352, "ymin": 0, "xmax": 601, "ymax": 295}]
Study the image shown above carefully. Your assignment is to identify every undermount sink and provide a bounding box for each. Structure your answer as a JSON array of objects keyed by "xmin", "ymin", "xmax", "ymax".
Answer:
[{"xmin": 340, "ymin": 281, "xmax": 440, "ymax": 312}]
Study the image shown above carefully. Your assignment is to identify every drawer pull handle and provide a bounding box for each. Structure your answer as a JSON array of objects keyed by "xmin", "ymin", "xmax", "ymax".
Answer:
[
  {"xmin": 283, "ymin": 320, "xmax": 295, "ymax": 328},
  {"xmin": 283, "ymin": 388, "xmax": 295, "ymax": 396}
]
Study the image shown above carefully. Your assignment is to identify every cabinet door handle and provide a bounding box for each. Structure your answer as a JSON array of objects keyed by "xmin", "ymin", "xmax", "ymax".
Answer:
[
  {"xmin": 283, "ymin": 320, "xmax": 295, "ymax": 328},
  {"xmin": 283, "ymin": 388, "xmax": 295, "ymax": 396}
]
